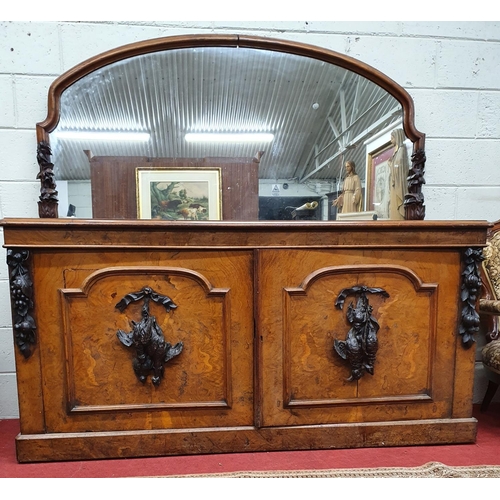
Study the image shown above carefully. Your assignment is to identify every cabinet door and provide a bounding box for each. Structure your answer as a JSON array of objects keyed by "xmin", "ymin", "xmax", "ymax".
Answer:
[
  {"xmin": 257, "ymin": 248, "xmax": 470, "ymax": 427},
  {"xmin": 33, "ymin": 250, "xmax": 254, "ymax": 433}
]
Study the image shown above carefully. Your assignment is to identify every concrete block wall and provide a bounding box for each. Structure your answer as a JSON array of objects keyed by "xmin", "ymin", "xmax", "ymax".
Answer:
[{"xmin": 1, "ymin": 21, "xmax": 499, "ymax": 418}]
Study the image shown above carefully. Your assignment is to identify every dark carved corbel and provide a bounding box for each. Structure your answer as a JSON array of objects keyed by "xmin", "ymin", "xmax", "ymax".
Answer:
[
  {"xmin": 333, "ymin": 285, "xmax": 390, "ymax": 381},
  {"xmin": 36, "ymin": 140, "xmax": 58, "ymax": 218},
  {"xmin": 459, "ymin": 247, "xmax": 484, "ymax": 348},
  {"xmin": 116, "ymin": 286, "xmax": 183, "ymax": 386},
  {"xmin": 7, "ymin": 249, "xmax": 37, "ymax": 358},
  {"xmin": 404, "ymin": 148, "xmax": 426, "ymax": 220}
]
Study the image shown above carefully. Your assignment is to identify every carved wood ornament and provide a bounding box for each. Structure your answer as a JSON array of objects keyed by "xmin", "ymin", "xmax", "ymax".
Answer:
[
  {"xmin": 481, "ymin": 230, "xmax": 500, "ymax": 341},
  {"xmin": 36, "ymin": 141, "xmax": 58, "ymax": 218},
  {"xmin": 483, "ymin": 230, "xmax": 500, "ymax": 300},
  {"xmin": 404, "ymin": 148, "xmax": 426, "ymax": 220},
  {"xmin": 7, "ymin": 249, "xmax": 37, "ymax": 358},
  {"xmin": 460, "ymin": 247, "xmax": 484, "ymax": 348},
  {"xmin": 333, "ymin": 285, "xmax": 390, "ymax": 381},
  {"xmin": 116, "ymin": 286, "xmax": 183, "ymax": 386}
]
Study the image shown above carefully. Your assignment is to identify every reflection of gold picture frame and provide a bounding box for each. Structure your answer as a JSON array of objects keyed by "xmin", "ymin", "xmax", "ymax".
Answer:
[
  {"xmin": 136, "ymin": 168, "xmax": 222, "ymax": 220},
  {"xmin": 366, "ymin": 142, "xmax": 394, "ymax": 219}
]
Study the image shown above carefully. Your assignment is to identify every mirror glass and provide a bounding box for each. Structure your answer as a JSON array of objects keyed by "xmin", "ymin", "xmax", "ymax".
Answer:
[{"xmin": 49, "ymin": 45, "xmax": 410, "ymax": 221}]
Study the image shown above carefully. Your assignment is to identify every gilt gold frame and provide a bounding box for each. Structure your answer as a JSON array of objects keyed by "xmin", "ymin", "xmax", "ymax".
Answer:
[{"xmin": 136, "ymin": 167, "xmax": 222, "ymax": 220}]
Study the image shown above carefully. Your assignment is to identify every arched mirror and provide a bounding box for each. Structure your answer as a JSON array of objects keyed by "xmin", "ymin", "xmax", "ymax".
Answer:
[{"xmin": 36, "ymin": 34, "xmax": 425, "ymax": 222}]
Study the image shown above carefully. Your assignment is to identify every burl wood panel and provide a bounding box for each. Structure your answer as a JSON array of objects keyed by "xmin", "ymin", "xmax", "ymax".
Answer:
[
  {"xmin": 257, "ymin": 248, "xmax": 469, "ymax": 427},
  {"xmin": 32, "ymin": 250, "xmax": 254, "ymax": 433},
  {"xmin": 89, "ymin": 156, "xmax": 259, "ymax": 220},
  {"xmin": 16, "ymin": 418, "xmax": 477, "ymax": 463}
]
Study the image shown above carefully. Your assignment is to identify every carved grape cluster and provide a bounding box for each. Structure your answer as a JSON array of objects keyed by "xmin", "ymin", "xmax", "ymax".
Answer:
[
  {"xmin": 7, "ymin": 249, "xmax": 36, "ymax": 358},
  {"xmin": 460, "ymin": 247, "xmax": 484, "ymax": 348},
  {"xmin": 11, "ymin": 283, "xmax": 29, "ymax": 308}
]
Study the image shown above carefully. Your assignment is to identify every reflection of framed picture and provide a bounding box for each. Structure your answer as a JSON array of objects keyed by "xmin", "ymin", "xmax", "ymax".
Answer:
[
  {"xmin": 136, "ymin": 168, "xmax": 222, "ymax": 220},
  {"xmin": 366, "ymin": 142, "xmax": 394, "ymax": 219}
]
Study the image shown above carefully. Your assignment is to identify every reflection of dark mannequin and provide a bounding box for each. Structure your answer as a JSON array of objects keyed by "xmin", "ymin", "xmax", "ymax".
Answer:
[
  {"xmin": 388, "ymin": 128, "xmax": 409, "ymax": 220},
  {"xmin": 332, "ymin": 160, "xmax": 362, "ymax": 213}
]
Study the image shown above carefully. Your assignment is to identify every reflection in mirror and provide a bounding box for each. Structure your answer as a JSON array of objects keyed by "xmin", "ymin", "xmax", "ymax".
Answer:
[{"xmin": 44, "ymin": 42, "xmax": 417, "ymax": 221}]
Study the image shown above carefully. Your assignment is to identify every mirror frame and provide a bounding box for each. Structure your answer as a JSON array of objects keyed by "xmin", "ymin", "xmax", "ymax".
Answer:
[{"xmin": 35, "ymin": 34, "xmax": 426, "ymax": 220}]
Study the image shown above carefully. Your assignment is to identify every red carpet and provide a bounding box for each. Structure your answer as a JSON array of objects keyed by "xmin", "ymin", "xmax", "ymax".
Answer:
[{"xmin": 1, "ymin": 404, "xmax": 499, "ymax": 478}]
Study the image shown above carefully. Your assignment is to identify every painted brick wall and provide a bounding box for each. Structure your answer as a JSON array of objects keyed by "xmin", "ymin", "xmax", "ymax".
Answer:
[{"xmin": 0, "ymin": 21, "xmax": 499, "ymax": 417}]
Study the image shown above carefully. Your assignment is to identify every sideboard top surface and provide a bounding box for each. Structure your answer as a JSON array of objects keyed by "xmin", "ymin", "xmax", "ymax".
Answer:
[{"xmin": 0, "ymin": 218, "xmax": 491, "ymax": 249}]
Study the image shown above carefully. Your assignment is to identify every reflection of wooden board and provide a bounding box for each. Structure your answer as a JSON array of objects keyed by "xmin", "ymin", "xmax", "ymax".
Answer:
[
  {"xmin": 337, "ymin": 210, "xmax": 377, "ymax": 220},
  {"xmin": 89, "ymin": 155, "xmax": 258, "ymax": 220},
  {"xmin": 1, "ymin": 218, "xmax": 489, "ymax": 462}
]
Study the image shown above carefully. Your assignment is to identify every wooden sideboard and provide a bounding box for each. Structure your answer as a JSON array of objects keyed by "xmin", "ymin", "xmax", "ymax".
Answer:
[{"xmin": 1, "ymin": 218, "xmax": 490, "ymax": 462}]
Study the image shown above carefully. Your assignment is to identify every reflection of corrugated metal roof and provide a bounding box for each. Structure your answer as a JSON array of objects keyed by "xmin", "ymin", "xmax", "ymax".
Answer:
[{"xmin": 52, "ymin": 46, "xmax": 402, "ymax": 183}]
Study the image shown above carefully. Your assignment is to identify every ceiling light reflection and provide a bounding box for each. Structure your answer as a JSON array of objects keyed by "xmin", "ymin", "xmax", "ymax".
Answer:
[{"xmin": 185, "ymin": 133, "xmax": 274, "ymax": 143}]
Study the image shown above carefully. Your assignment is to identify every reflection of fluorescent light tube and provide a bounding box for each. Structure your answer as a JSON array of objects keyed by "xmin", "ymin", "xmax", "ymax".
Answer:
[
  {"xmin": 185, "ymin": 133, "xmax": 274, "ymax": 143},
  {"xmin": 54, "ymin": 131, "xmax": 150, "ymax": 142}
]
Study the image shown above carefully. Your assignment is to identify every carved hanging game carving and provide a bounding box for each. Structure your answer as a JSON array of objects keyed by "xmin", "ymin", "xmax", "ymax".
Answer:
[
  {"xmin": 7, "ymin": 249, "xmax": 37, "ymax": 358},
  {"xmin": 36, "ymin": 141, "xmax": 58, "ymax": 218},
  {"xmin": 333, "ymin": 285, "xmax": 389, "ymax": 381},
  {"xmin": 116, "ymin": 286, "xmax": 183, "ymax": 386},
  {"xmin": 459, "ymin": 248, "xmax": 484, "ymax": 348}
]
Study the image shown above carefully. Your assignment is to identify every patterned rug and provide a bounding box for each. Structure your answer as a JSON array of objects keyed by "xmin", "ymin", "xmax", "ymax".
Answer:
[{"xmin": 166, "ymin": 462, "xmax": 500, "ymax": 478}]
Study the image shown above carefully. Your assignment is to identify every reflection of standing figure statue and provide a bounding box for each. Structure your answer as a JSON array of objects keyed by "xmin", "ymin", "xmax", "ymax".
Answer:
[
  {"xmin": 388, "ymin": 129, "xmax": 410, "ymax": 220},
  {"xmin": 332, "ymin": 160, "xmax": 362, "ymax": 213}
]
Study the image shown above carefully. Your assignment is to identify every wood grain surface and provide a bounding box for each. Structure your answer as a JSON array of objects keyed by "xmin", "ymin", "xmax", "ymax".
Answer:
[{"xmin": 0, "ymin": 219, "xmax": 488, "ymax": 461}]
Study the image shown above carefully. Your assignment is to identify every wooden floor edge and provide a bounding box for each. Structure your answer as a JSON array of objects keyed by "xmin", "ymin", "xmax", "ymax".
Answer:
[{"xmin": 15, "ymin": 418, "xmax": 478, "ymax": 463}]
